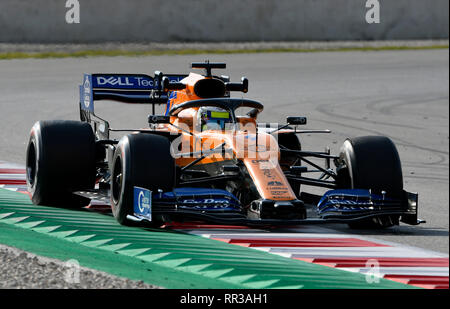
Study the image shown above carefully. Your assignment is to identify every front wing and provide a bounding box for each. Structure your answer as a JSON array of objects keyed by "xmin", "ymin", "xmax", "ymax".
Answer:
[{"xmin": 126, "ymin": 187, "xmax": 423, "ymax": 227}]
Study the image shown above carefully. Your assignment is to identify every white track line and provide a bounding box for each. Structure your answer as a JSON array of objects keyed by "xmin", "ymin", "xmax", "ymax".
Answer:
[
  {"xmin": 264, "ymin": 247, "xmax": 446, "ymax": 258},
  {"xmin": 339, "ymin": 267, "xmax": 449, "ymax": 277}
]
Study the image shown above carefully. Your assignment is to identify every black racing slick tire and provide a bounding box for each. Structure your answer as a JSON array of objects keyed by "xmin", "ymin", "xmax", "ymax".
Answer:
[
  {"xmin": 337, "ymin": 136, "xmax": 403, "ymax": 229},
  {"xmin": 278, "ymin": 132, "xmax": 302, "ymax": 197},
  {"xmin": 26, "ymin": 120, "xmax": 96, "ymax": 208},
  {"xmin": 110, "ymin": 133, "xmax": 175, "ymax": 225}
]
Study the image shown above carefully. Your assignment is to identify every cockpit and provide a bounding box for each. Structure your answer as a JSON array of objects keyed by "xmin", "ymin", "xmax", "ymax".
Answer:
[{"xmin": 198, "ymin": 107, "xmax": 232, "ymax": 131}]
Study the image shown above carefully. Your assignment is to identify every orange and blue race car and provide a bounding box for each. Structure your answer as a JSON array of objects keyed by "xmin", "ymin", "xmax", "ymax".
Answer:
[{"xmin": 25, "ymin": 61, "xmax": 424, "ymax": 228}]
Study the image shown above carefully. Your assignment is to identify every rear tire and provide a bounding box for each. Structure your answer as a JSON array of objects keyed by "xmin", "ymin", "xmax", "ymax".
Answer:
[
  {"xmin": 278, "ymin": 132, "xmax": 302, "ymax": 197},
  {"xmin": 26, "ymin": 121, "xmax": 96, "ymax": 208},
  {"xmin": 337, "ymin": 136, "xmax": 403, "ymax": 229},
  {"xmin": 110, "ymin": 133, "xmax": 175, "ymax": 225}
]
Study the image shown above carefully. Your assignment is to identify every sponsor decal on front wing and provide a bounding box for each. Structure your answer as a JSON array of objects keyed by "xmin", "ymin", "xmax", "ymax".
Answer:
[
  {"xmin": 178, "ymin": 198, "xmax": 238, "ymax": 211},
  {"xmin": 133, "ymin": 187, "xmax": 152, "ymax": 221}
]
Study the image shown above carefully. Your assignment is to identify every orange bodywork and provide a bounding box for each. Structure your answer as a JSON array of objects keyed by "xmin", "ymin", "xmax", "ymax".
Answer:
[{"xmin": 158, "ymin": 73, "xmax": 297, "ymax": 202}]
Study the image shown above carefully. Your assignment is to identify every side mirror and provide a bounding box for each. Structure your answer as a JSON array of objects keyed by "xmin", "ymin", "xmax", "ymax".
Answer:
[
  {"xmin": 225, "ymin": 77, "xmax": 249, "ymax": 93},
  {"xmin": 148, "ymin": 115, "xmax": 170, "ymax": 124},
  {"xmin": 287, "ymin": 116, "xmax": 307, "ymax": 125},
  {"xmin": 246, "ymin": 108, "xmax": 260, "ymax": 118}
]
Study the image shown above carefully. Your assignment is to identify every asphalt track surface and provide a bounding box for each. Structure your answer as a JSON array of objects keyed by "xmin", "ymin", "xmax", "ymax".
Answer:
[{"xmin": 0, "ymin": 49, "xmax": 448, "ymax": 253}]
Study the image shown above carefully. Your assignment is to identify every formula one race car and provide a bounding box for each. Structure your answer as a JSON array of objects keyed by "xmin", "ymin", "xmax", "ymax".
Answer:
[{"xmin": 25, "ymin": 61, "xmax": 424, "ymax": 228}]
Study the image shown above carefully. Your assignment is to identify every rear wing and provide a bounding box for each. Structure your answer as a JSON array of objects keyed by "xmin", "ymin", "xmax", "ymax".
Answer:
[{"xmin": 79, "ymin": 73, "xmax": 187, "ymax": 113}]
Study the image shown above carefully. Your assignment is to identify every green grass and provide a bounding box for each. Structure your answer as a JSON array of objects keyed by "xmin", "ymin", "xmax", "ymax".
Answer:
[{"xmin": 0, "ymin": 44, "xmax": 448, "ymax": 60}]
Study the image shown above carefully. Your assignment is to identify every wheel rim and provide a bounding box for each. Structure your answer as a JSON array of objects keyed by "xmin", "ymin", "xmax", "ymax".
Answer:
[
  {"xmin": 26, "ymin": 141, "xmax": 37, "ymax": 187},
  {"xmin": 112, "ymin": 157, "xmax": 123, "ymax": 204}
]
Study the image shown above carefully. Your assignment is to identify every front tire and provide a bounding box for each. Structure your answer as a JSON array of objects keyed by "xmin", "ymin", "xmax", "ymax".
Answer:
[
  {"xmin": 110, "ymin": 133, "xmax": 175, "ymax": 225},
  {"xmin": 337, "ymin": 136, "xmax": 403, "ymax": 228}
]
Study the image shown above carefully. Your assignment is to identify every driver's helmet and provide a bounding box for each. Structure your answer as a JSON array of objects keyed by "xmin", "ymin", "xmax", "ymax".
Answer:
[{"xmin": 197, "ymin": 107, "xmax": 232, "ymax": 131}]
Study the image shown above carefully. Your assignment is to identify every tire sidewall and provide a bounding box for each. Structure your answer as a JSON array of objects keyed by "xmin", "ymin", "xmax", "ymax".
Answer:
[
  {"xmin": 26, "ymin": 123, "xmax": 44, "ymax": 204},
  {"xmin": 111, "ymin": 136, "xmax": 133, "ymax": 224}
]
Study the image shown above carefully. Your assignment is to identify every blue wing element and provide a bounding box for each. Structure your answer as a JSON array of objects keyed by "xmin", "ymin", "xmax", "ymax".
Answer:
[
  {"xmin": 317, "ymin": 189, "xmax": 402, "ymax": 218},
  {"xmin": 153, "ymin": 188, "xmax": 241, "ymax": 212}
]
